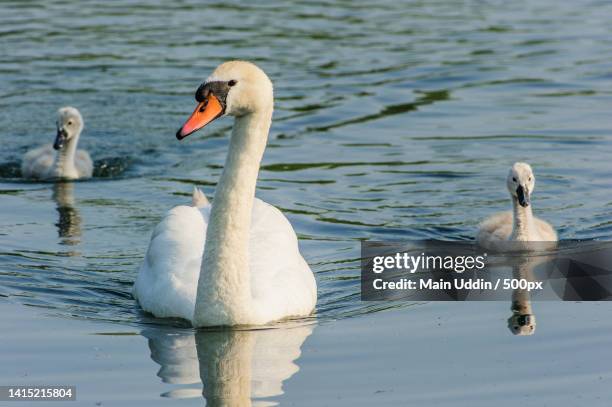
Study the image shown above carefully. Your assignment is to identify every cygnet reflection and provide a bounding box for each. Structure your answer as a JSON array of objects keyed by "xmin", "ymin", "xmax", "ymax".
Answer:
[
  {"xmin": 52, "ymin": 182, "xmax": 82, "ymax": 246},
  {"xmin": 508, "ymin": 259, "xmax": 539, "ymax": 336}
]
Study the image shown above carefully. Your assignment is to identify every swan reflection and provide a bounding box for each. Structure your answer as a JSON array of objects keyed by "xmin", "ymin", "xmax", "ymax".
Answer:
[
  {"xmin": 52, "ymin": 182, "xmax": 82, "ymax": 246},
  {"xmin": 507, "ymin": 259, "xmax": 538, "ymax": 336},
  {"xmin": 142, "ymin": 324, "xmax": 313, "ymax": 405}
]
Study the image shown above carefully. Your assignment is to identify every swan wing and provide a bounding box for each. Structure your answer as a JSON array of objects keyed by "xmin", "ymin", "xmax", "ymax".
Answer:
[
  {"xmin": 535, "ymin": 217, "xmax": 558, "ymax": 241},
  {"xmin": 133, "ymin": 204, "xmax": 210, "ymax": 320},
  {"xmin": 75, "ymin": 149, "xmax": 93, "ymax": 178},
  {"xmin": 476, "ymin": 211, "xmax": 513, "ymax": 248},
  {"xmin": 21, "ymin": 144, "xmax": 55, "ymax": 178},
  {"xmin": 248, "ymin": 198, "xmax": 317, "ymax": 322}
]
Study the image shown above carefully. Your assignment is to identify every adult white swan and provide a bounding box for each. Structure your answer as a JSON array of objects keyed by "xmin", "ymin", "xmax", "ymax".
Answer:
[
  {"xmin": 21, "ymin": 107, "xmax": 93, "ymax": 180},
  {"xmin": 477, "ymin": 162, "xmax": 557, "ymax": 249},
  {"xmin": 133, "ymin": 61, "xmax": 317, "ymax": 327}
]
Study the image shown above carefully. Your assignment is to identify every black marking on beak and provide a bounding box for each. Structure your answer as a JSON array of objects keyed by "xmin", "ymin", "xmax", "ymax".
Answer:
[
  {"xmin": 195, "ymin": 81, "xmax": 230, "ymax": 111},
  {"xmin": 516, "ymin": 185, "xmax": 530, "ymax": 207},
  {"xmin": 53, "ymin": 128, "xmax": 67, "ymax": 150}
]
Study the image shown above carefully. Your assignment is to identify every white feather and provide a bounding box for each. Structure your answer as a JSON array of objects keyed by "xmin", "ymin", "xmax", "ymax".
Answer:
[{"xmin": 133, "ymin": 198, "xmax": 316, "ymax": 323}]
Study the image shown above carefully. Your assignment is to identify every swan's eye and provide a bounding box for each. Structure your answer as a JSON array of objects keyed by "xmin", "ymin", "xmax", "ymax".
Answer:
[
  {"xmin": 67, "ymin": 121, "xmax": 73, "ymax": 126},
  {"xmin": 228, "ymin": 80, "xmax": 237, "ymax": 87},
  {"xmin": 528, "ymin": 177, "xmax": 532, "ymax": 181},
  {"xmin": 512, "ymin": 177, "xmax": 517, "ymax": 182}
]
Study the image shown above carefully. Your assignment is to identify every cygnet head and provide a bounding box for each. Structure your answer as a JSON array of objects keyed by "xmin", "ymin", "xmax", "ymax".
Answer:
[
  {"xmin": 506, "ymin": 162, "xmax": 535, "ymax": 208},
  {"xmin": 54, "ymin": 107, "xmax": 84, "ymax": 150},
  {"xmin": 176, "ymin": 61, "xmax": 274, "ymax": 140}
]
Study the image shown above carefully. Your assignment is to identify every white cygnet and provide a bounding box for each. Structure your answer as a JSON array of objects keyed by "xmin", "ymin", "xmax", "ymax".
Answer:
[
  {"xmin": 477, "ymin": 162, "xmax": 557, "ymax": 249},
  {"xmin": 21, "ymin": 106, "xmax": 93, "ymax": 180}
]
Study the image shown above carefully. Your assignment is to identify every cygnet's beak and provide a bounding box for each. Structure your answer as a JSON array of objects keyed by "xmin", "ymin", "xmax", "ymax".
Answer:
[
  {"xmin": 508, "ymin": 314, "xmax": 536, "ymax": 335},
  {"xmin": 516, "ymin": 185, "xmax": 530, "ymax": 207},
  {"xmin": 53, "ymin": 127, "xmax": 67, "ymax": 150},
  {"xmin": 176, "ymin": 94, "xmax": 224, "ymax": 140}
]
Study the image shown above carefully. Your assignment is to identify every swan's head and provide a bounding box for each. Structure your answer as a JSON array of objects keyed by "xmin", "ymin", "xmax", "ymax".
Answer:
[
  {"xmin": 508, "ymin": 313, "xmax": 536, "ymax": 335},
  {"xmin": 506, "ymin": 162, "xmax": 535, "ymax": 208},
  {"xmin": 54, "ymin": 107, "xmax": 84, "ymax": 150},
  {"xmin": 176, "ymin": 61, "xmax": 273, "ymax": 140}
]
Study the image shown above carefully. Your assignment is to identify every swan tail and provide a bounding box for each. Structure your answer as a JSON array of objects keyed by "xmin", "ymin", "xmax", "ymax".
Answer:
[{"xmin": 192, "ymin": 186, "xmax": 209, "ymax": 208}]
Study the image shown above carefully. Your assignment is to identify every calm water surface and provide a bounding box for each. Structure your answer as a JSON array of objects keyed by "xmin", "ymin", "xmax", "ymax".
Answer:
[{"xmin": 1, "ymin": 0, "xmax": 612, "ymax": 405}]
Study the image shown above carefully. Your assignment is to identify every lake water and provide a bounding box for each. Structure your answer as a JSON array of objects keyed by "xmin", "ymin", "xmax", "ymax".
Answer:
[{"xmin": 1, "ymin": 0, "xmax": 612, "ymax": 405}]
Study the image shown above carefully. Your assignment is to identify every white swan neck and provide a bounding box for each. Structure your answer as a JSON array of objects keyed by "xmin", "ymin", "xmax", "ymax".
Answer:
[
  {"xmin": 194, "ymin": 107, "xmax": 272, "ymax": 326},
  {"xmin": 55, "ymin": 133, "xmax": 80, "ymax": 176},
  {"xmin": 511, "ymin": 198, "xmax": 536, "ymax": 241}
]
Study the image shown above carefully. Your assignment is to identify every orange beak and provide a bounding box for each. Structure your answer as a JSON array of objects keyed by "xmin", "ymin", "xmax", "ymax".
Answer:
[{"xmin": 176, "ymin": 94, "xmax": 224, "ymax": 140}]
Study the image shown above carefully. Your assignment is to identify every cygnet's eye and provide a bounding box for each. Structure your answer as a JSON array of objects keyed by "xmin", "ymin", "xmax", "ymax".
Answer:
[
  {"xmin": 228, "ymin": 80, "xmax": 237, "ymax": 87},
  {"xmin": 67, "ymin": 120, "xmax": 73, "ymax": 126},
  {"xmin": 528, "ymin": 176, "xmax": 532, "ymax": 181},
  {"xmin": 512, "ymin": 177, "xmax": 517, "ymax": 182}
]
